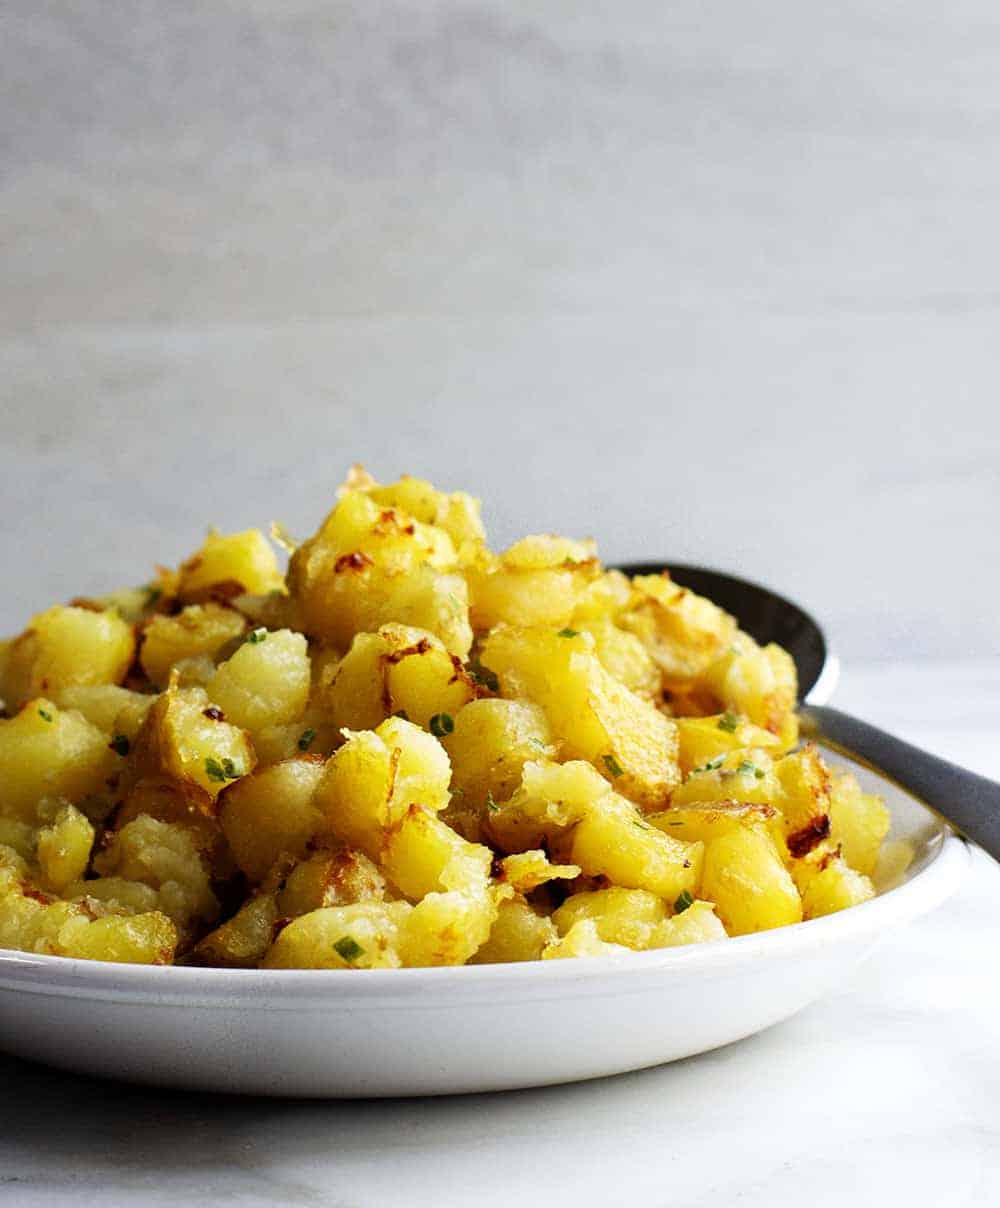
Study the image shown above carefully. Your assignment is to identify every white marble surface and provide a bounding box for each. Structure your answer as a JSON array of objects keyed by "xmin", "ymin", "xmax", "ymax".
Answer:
[{"xmin": 2, "ymin": 660, "xmax": 998, "ymax": 1207}]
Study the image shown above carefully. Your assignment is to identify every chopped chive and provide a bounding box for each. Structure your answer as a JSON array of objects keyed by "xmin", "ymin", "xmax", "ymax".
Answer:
[
  {"xmin": 692, "ymin": 755, "xmax": 725, "ymax": 774},
  {"xmin": 205, "ymin": 756, "xmax": 242, "ymax": 783},
  {"xmin": 429, "ymin": 712, "xmax": 454, "ymax": 738},
  {"xmin": 717, "ymin": 711, "xmax": 740, "ymax": 733},
  {"xmin": 297, "ymin": 727, "xmax": 317, "ymax": 752},
  {"xmin": 557, "ymin": 627, "xmax": 580, "ymax": 638},
  {"xmin": 109, "ymin": 734, "xmax": 130, "ymax": 757},
  {"xmin": 38, "ymin": 707, "xmax": 53, "ymax": 723},
  {"xmin": 485, "ymin": 790, "xmax": 500, "ymax": 814},
  {"xmin": 674, "ymin": 890, "xmax": 694, "ymax": 914},
  {"xmin": 602, "ymin": 753, "xmax": 624, "ymax": 779},
  {"xmin": 245, "ymin": 627, "xmax": 268, "ymax": 645},
  {"xmin": 736, "ymin": 759, "xmax": 762, "ymax": 778},
  {"xmin": 333, "ymin": 936, "xmax": 364, "ymax": 963}
]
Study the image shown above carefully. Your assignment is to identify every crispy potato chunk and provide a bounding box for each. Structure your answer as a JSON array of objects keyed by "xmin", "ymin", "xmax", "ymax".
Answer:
[
  {"xmin": 793, "ymin": 849, "xmax": 876, "ymax": 919},
  {"xmin": 649, "ymin": 901, "xmax": 728, "ymax": 948},
  {"xmin": 360, "ymin": 473, "xmax": 486, "ymax": 560},
  {"xmin": 471, "ymin": 896, "xmax": 557, "ymax": 964},
  {"xmin": 381, "ymin": 805, "xmax": 492, "ymax": 900},
  {"xmin": 618, "ymin": 575, "xmax": 737, "ymax": 687},
  {"xmin": 481, "ymin": 626, "xmax": 680, "ymax": 808},
  {"xmin": 441, "ymin": 698, "xmax": 554, "ymax": 816},
  {"xmin": 53, "ymin": 684, "xmax": 154, "ymax": 738},
  {"xmin": 1, "ymin": 606, "xmax": 134, "ymax": 710},
  {"xmin": 312, "ymin": 716, "xmax": 451, "ymax": 859},
  {"xmin": 276, "ymin": 847, "xmax": 387, "ymax": 916},
  {"xmin": 397, "ymin": 888, "xmax": 502, "ymax": 967},
  {"xmin": 219, "ymin": 758, "xmax": 326, "ymax": 882},
  {"xmin": 829, "ymin": 769, "xmax": 891, "ymax": 876},
  {"xmin": 140, "ymin": 604, "xmax": 247, "ymax": 687},
  {"xmin": 542, "ymin": 919, "xmax": 631, "ymax": 960},
  {"xmin": 701, "ymin": 829, "xmax": 802, "ymax": 935},
  {"xmin": 207, "ymin": 628, "xmax": 310, "ymax": 732},
  {"xmin": 93, "ymin": 815, "xmax": 219, "ymax": 936},
  {"xmin": 554, "ymin": 888, "xmax": 668, "ymax": 949},
  {"xmin": 262, "ymin": 902, "xmax": 411, "ymax": 969},
  {"xmin": 468, "ymin": 536, "xmax": 599, "ymax": 630},
  {"xmin": 670, "ymin": 749, "xmax": 781, "ymax": 809},
  {"xmin": 0, "ymin": 699, "xmax": 115, "ymax": 822},
  {"xmin": 192, "ymin": 894, "xmax": 280, "ymax": 967},
  {"xmin": 178, "ymin": 529, "xmax": 284, "ymax": 603},
  {"xmin": 674, "ymin": 713, "xmax": 786, "ymax": 775},
  {"xmin": 128, "ymin": 682, "xmax": 255, "ymax": 802},
  {"xmin": 288, "ymin": 491, "xmax": 472, "ymax": 656},
  {"xmin": 36, "ymin": 803, "xmax": 94, "ymax": 892},
  {"xmin": 325, "ymin": 624, "xmax": 475, "ymax": 732},
  {"xmin": 575, "ymin": 618, "xmax": 661, "ymax": 700},
  {"xmin": 701, "ymin": 636, "xmax": 799, "ymax": 744},
  {"xmin": 496, "ymin": 850, "xmax": 580, "ymax": 894},
  {"xmin": 647, "ymin": 801, "xmax": 784, "ymax": 849}
]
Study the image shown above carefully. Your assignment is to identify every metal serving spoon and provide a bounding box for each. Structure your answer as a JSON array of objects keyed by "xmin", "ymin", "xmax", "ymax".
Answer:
[{"xmin": 616, "ymin": 562, "xmax": 999, "ymax": 861}]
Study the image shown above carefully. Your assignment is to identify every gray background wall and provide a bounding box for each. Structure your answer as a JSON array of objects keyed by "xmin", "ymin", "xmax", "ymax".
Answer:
[{"xmin": 3, "ymin": 2, "xmax": 997, "ymax": 663}]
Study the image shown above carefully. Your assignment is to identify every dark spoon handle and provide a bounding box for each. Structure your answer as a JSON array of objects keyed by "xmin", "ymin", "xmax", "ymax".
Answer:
[{"xmin": 802, "ymin": 704, "xmax": 999, "ymax": 861}]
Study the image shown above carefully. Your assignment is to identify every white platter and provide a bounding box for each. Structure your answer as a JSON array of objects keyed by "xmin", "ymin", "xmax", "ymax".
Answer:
[{"xmin": 0, "ymin": 752, "xmax": 967, "ymax": 1098}]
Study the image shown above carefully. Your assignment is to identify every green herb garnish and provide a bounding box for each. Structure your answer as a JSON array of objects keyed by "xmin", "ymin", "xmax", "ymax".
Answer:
[
  {"xmin": 717, "ymin": 711, "xmax": 740, "ymax": 733},
  {"xmin": 297, "ymin": 728, "xmax": 317, "ymax": 752},
  {"xmin": 245, "ymin": 628, "xmax": 267, "ymax": 645},
  {"xmin": 602, "ymin": 753, "xmax": 624, "ymax": 779},
  {"xmin": 333, "ymin": 936, "xmax": 364, "ymax": 963},
  {"xmin": 485, "ymin": 790, "xmax": 500, "ymax": 814},
  {"xmin": 736, "ymin": 759, "xmax": 765, "ymax": 780},
  {"xmin": 692, "ymin": 755, "xmax": 725, "ymax": 774},
  {"xmin": 38, "ymin": 707, "xmax": 54, "ymax": 723},
  {"xmin": 557, "ymin": 627, "xmax": 580, "ymax": 638},
  {"xmin": 109, "ymin": 734, "xmax": 130, "ymax": 757},
  {"xmin": 429, "ymin": 713, "xmax": 454, "ymax": 738},
  {"xmin": 205, "ymin": 756, "xmax": 242, "ymax": 783},
  {"xmin": 674, "ymin": 890, "xmax": 694, "ymax": 914}
]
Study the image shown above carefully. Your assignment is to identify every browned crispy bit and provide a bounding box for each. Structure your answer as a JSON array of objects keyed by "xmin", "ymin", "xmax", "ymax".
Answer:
[{"xmin": 787, "ymin": 815, "xmax": 832, "ymax": 858}]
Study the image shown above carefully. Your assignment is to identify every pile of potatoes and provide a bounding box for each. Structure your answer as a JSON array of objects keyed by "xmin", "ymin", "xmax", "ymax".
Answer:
[{"xmin": 0, "ymin": 467, "xmax": 892, "ymax": 968}]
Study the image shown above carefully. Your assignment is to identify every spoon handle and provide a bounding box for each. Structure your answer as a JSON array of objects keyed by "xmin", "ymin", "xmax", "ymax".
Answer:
[{"xmin": 802, "ymin": 704, "xmax": 999, "ymax": 861}]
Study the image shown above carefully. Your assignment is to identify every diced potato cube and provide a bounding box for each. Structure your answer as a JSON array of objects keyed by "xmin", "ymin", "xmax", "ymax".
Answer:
[
  {"xmin": 398, "ymin": 888, "xmax": 500, "ymax": 967},
  {"xmin": 36, "ymin": 803, "xmax": 94, "ymax": 892},
  {"xmin": 325, "ymin": 624, "xmax": 475, "ymax": 732},
  {"xmin": 576, "ymin": 619, "xmax": 661, "ymax": 700},
  {"xmin": 674, "ymin": 713, "xmax": 786, "ymax": 775},
  {"xmin": 618, "ymin": 575, "xmax": 738, "ymax": 685},
  {"xmin": 128, "ymin": 683, "xmax": 255, "ymax": 801},
  {"xmin": 471, "ymin": 896, "xmax": 557, "ymax": 964},
  {"xmin": 794, "ymin": 852, "xmax": 876, "ymax": 919},
  {"xmin": 566, "ymin": 801, "xmax": 702, "ymax": 903},
  {"xmin": 312, "ymin": 716, "xmax": 451, "ymax": 859},
  {"xmin": 702, "ymin": 636, "xmax": 798, "ymax": 743},
  {"xmin": 178, "ymin": 529, "xmax": 284, "ymax": 603},
  {"xmin": 0, "ymin": 699, "xmax": 116, "ymax": 822},
  {"xmin": 192, "ymin": 894, "xmax": 280, "ymax": 967},
  {"xmin": 542, "ymin": 919, "xmax": 631, "ymax": 960},
  {"xmin": 140, "ymin": 604, "xmax": 247, "ymax": 687},
  {"xmin": 481, "ymin": 626, "xmax": 680, "ymax": 808},
  {"xmin": 93, "ymin": 814, "xmax": 218, "ymax": 935},
  {"xmin": 276, "ymin": 847, "xmax": 387, "ymax": 917},
  {"xmin": 361, "ymin": 473, "xmax": 486, "ymax": 557},
  {"xmin": 553, "ymin": 887, "xmax": 668, "ymax": 949},
  {"xmin": 649, "ymin": 900, "xmax": 728, "ymax": 948},
  {"xmin": 57, "ymin": 912, "xmax": 178, "ymax": 964},
  {"xmin": 381, "ymin": 805, "xmax": 492, "ymax": 900},
  {"xmin": 486, "ymin": 759, "xmax": 609, "ymax": 854},
  {"xmin": 53, "ymin": 684, "xmax": 154, "ymax": 738},
  {"xmin": 207, "ymin": 628, "xmax": 310, "ymax": 732},
  {"xmin": 0, "ymin": 606, "xmax": 135, "ymax": 712},
  {"xmin": 219, "ymin": 757, "xmax": 326, "ymax": 882},
  {"xmin": 441, "ymin": 698, "xmax": 555, "ymax": 813},
  {"xmin": 701, "ymin": 828, "xmax": 802, "ymax": 935},
  {"xmin": 468, "ymin": 536, "xmax": 599, "ymax": 629},
  {"xmin": 829, "ymin": 770, "xmax": 891, "ymax": 876},
  {"xmin": 262, "ymin": 902, "xmax": 412, "ymax": 969}
]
